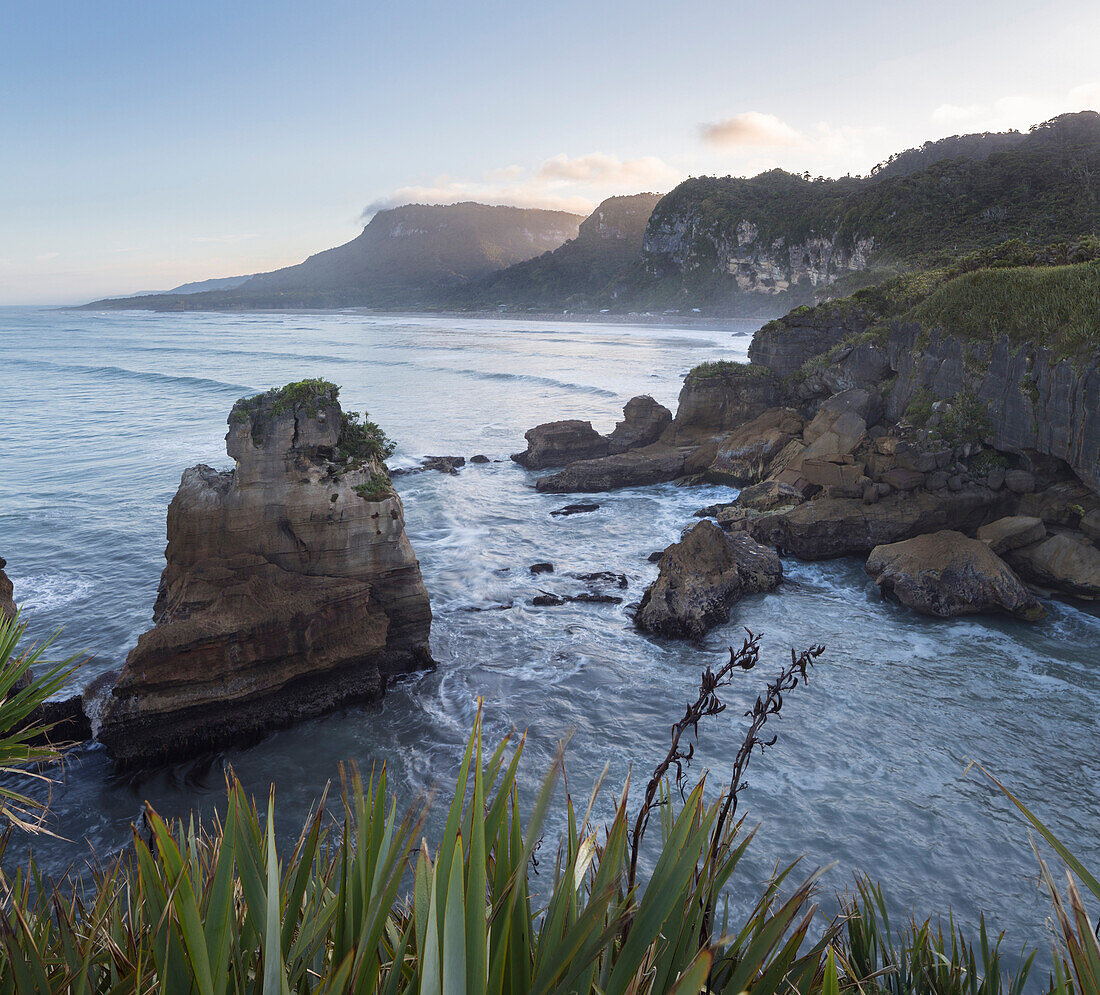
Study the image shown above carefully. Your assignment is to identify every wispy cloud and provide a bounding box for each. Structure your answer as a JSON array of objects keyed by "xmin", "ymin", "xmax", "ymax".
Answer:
[
  {"xmin": 930, "ymin": 84, "xmax": 1099, "ymax": 133},
  {"xmin": 700, "ymin": 111, "xmax": 803, "ymax": 148},
  {"xmin": 192, "ymin": 233, "xmax": 261, "ymax": 244},
  {"xmin": 362, "ymin": 153, "xmax": 678, "ymax": 221}
]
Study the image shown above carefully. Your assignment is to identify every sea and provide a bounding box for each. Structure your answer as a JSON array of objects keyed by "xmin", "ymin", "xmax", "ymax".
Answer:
[{"xmin": 1, "ymin": 305, "xmax": 1098, "ymax": 972}]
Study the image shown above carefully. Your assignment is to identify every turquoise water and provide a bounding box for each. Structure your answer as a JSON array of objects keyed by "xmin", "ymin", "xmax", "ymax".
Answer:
[{"xmin": 1, "ymin": 305, "xmax": 1097, "ymax": 973}]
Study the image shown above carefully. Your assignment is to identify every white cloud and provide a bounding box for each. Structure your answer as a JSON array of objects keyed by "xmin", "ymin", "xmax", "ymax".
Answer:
[
  {"xmin": 930, "ymin": 85, "xmax": 1099, "ymax": 134},
  {"xmin": 192, "ymin": 233, "xmax": 261, "ymax": 244},
  {"xmin": 362, "ymin": 153, "xmax": 679, "ymax": 221},
  {"xmin": 700, "ymin": 111, "xmax": 804, "ymax": 148},
  {"xmin": 536, "ymin": 152, "xmax": 676, "ymax": 186}
]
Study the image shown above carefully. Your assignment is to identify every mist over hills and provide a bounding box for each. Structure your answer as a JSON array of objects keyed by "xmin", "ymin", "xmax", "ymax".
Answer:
[
  {"xmin": 91, "ymin": 203, "xmax": 582, "ymax": 311},
  {"xmin": 86, "ymin": 112, "xmax": 1100, "ymax": 315}
]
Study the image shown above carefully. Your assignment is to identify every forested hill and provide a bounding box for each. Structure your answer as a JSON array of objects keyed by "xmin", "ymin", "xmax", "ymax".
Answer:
[
  {"xmin": 631, "ymin": 111, "xmax": 1100, "ymax": 311},
  {"xmin": 86, "ymin": 203, "xmax": 582, "ymax": 311},
  {"xmin": 452, "ymin": 193, "xmax": 663, "ymax": 309}
]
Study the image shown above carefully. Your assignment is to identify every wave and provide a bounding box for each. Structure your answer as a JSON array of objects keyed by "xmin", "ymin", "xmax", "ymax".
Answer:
[{"xmin": 8, "ymin": 358, "xmax": 255, "ymax": 394}]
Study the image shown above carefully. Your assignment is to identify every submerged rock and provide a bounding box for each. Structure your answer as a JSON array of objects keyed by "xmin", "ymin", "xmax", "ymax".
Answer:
[
  {"xmin": 98, "ymin": 381, "xmax": 433, "ymax": 767},
  {"xmin": 635, "ymin": 520, "xmax": 781, "ymax": 640},
  {"xmin": 550, "ymin": 502, "xmax": 600, "ymax": 516},
  {"xmin": 866, "ymin": 531, "xmax": 1045, "ymax": 620}
]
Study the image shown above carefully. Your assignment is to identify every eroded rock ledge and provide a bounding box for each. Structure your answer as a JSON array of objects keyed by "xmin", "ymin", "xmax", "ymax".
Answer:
[{"xmin": 98, "ymin": 380, "xmax": 433, "ymax": 767}]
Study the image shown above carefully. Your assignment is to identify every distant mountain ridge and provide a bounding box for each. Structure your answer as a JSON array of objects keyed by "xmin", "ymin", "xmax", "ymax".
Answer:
[
  {"xmin": 89, "ymin": 203, "xmax": 582, "ymax": 310},
  {"xmin": 85, "ymin": 111, "xmax": 1100, "ymax": 314},
  {"xmin": 456, "ymin": 193, "xmax": 663, "ymax": 308}
]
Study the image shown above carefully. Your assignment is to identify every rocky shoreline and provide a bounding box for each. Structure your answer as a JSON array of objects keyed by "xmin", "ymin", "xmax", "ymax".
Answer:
[{"xmin": 513, "ymin": 317, "xmax": 1100, "ymax": 640}]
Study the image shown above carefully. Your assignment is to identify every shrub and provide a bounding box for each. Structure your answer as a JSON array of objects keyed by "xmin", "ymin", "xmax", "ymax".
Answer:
[
  {"xmin": 903, "ymin": 387, "xmax": 935, "ymax": 427},
  {"xmin": 354, "ymin": 470, "xmax": 393, "ymax": 501},
  {"xmin": 338, "ymin": 411, "xmax": 396, "ymax": 463},
  {"xmin": 934, "ymin": 389, "xmax": 993, "ymax": 448}
]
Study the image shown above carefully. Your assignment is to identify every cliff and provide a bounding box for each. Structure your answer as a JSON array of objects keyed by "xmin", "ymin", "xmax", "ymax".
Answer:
[
  {"xmin": 0, "ymin": 558, "xmax": 15, "ymax": 623},
  {"xmin": 747, "ymin": 251, "xmax": 1100, "ymax": 495},
  {"xmin": 97, "ymin": 380, "xmax": 432, "ymax": 766},
  {"xmin": 633, "ymin": 112, "xmax": 1100, "ymax": 310}
]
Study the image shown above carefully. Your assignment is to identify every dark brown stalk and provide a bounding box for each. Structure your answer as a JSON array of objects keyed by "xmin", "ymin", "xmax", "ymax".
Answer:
[{"xmin": 627, "ymin": 630, "xmax": 824, "ymax": 892}]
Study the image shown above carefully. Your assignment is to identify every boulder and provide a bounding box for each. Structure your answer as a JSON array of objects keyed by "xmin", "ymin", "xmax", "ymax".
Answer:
[
  {"xmin": 977, "ymin": 516, "xmax": 1047, "ymax": 555},
  {"xmin": 705, "ymin": 408, "xmax": 803, "ymax": 484},
  {"xmin": 667, "ymin": 364, "xmax": 782, "ymax": 442},
  {"xmin": 1082, "ymin": 509, "xmax": 1100, "ymax": 541},
  {"xmin": 535, "ymin": 446, "xmax": 686, "ymax": 493},
  {"xmin": 635, "ymin": 521, "xmax": 781, "ymax": 640},
  {"xmin": 866, "ymin": 531, "xmax": 1045, "ymax": 620},
  {"xmin": 733, "ymin": 480, "xmax": 805, "ymax": 512},
  {"xmin": 805, "ymin": 389, "xmax": 883, "ymax": 433},
  {"xmin": 607, "ymin": 396, "xmax": 673, "ymax": 453},
  {"xmin": 724, "ymin": 486, "xmax": 1012, "ymax": 560},
  {"xmin": 511, "ymin": 420, "xmax": 608, "ymax": 469},
  {"xmin": 1007, "ymin": 533, "xmax": 1100, "ymax": 600},
  {"xmin": 1004, "ymin": 470, "xmax": 1037, "ymax": 494},
  {"xmin": 0, "ymin": 557, "xmax": 15, "ymax": 624},
  {"xmin": 98, "ymin": 381, "xmax": 433, "ymax": 768}
]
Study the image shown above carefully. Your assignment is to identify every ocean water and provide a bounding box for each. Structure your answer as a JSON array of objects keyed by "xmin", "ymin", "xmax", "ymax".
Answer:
[{"xmin": 1, "ymin": 305, "xmax": 1098, "ymax": 970}]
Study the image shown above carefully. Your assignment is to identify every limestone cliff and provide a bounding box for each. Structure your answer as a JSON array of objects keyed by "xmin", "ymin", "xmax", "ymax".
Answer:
[{"xmin": 98, "ymin": 380, "xmax": 432, "ymax": 766}]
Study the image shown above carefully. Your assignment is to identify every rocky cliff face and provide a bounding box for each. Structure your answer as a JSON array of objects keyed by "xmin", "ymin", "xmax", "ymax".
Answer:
[
  {"xmin": 98, "ymin": 381, "xmax": 432, "ymax": 767},
  {"xmin": 885, "ymin": 323, "xmax": 1100, "ymax": 495},
  {"xmin": 643, "ymin": 216, "xmax": 873, "ymax": 297}
]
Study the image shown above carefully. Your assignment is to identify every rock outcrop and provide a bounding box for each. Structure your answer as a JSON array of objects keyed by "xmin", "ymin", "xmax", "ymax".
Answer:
[
  {"xmin": 0, "ymin": 558, "xmax": 15, "ymax": 624},
  {"xmin": 667, "ymin": 364, "xmax": 781, "ymax": 442},
  {"xmin": 976, "ymin": 516, "xmax": 1047, "ymax": 555},
  {"xmin": 705, "ymin": 408, "xmax": 803, "ymax": 484},
  {"xmin": 607, "ymin": 395, "xmax": 673, "ymax": 453},
  {"xmin": 635, "ymin": 520, "xmax": 781, "ymax": 640},
  {"xmin": 535, "ymin": 446, "xmax": 686, "ymax": 493},
  {"xmin": 512, "ymin": 396, "xmax": 672, "ymax": 469},
  {"xmin": 1006, "ymin": 533, "xmax": 1100, "ymax": 600},
  {"xmin": 722, "ymin": 486, "xmax": 1012, "ymax": 560},
  {"xmin": 511, "ymin": 420, "xmax": 609, "ymax": 470},
  {"xmin": 98, "ymin": 381, "xmax": 433, "ymax": 767},
  {"xmin": 865, "ymin": 531, "xmax": 1045, "ymax": 620},
  {"xmin": 886, "ymin": 324, "xmax": 1100, "ymax": 494}
]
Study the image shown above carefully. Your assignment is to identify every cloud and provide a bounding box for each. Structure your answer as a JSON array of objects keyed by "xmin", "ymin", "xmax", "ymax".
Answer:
[
  {"xmin": 34, "ymin": 251, "xmax": 60, "ymax": 262},
  {"xmin": 536, "ymin": 152, "xmax": 677, "ymax": 186},
  {"xmin": 361, "ymin": 153, "xmax": 679, "ymax": 221},
  {"xmin": 701, "ymin": 111, "xmax": 804, "ymax": 148},
  {"xmin": 930, "ymin": 86, "xmax": 1099, "ymax": 134},
  {"xmin": 192, "ymin": 233, "xmax": 261, "ymax": 244}
]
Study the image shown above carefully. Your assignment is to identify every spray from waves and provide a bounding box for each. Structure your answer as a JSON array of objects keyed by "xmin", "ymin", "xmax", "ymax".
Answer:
[
  {"xmin": 11, "ymin": 572, "xmax": 94, "ymax": 611},
  {"xmin": 8, "ymin": 358, "xmax": 255, "ymax": 395}
]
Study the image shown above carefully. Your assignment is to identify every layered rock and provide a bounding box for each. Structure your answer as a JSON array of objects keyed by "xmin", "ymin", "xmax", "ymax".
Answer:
[
  {"xmin": 635, "ymin": 520, "xmax": 781, "ymax": 640},
  {"xmin": 607, "ymin": 395, "xmax": 673, "ymax": 453},
  {"xmin": 886, "ymin": 324, "xmax": 1100, "ymax": 494},
  {"xmin": 512, "ymin": 396, "xmax": 672, "ymax": 469},
  {"xmin": 667, "ymin": 364, "xmax": 781, "ymax": 442},
  {"xmin": 865, "ymin": 531, "xmax": 1045, "ymax": 620},
  {"xmin": 1006, "ymin": 533, "xmax": 1100, "ymax": 600},
  {"xmin": 722, "ymin": 486, "xmax": 1012, "ymax": 560},
  {"xmin": 98, "ymin": 381, "xmax": 433, "ymax": 767},
  {"xmin": 0, "ymin": 558, "xmax": 15, "ymax": 624},
  {"xmin": 977, "ymin": 516, "xmax": 1047, "ymax": 555},
  {"xmin": 535, "ymin": 446, "xmax": 686, "ymax": 493},
  {"xmin": 704, "ymin": 408, "xmax": 803, "ymax": 484}
]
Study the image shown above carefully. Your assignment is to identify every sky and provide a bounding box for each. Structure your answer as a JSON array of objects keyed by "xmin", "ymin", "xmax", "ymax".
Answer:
[{"xmin": 2, "ymin": 0, "xmax": 1099, "ymax": 304}]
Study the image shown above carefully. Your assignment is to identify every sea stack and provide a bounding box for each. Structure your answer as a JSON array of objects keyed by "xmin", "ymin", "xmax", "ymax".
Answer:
[{"xmin": 98, "ymin": 380, "xmax": 432, "ymax": 767}]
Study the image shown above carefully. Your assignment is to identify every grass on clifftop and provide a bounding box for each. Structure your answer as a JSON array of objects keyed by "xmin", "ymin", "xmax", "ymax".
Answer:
[
  {"xmin": 688, "ymin": 359, "xmax": 774, "ymax": 379},
  {"xmin": 905, "ymin": 261, "xmax": 1100, "ymax": 360}
]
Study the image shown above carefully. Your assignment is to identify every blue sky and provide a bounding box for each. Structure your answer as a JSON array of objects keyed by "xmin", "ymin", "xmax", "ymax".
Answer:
[{"xmin": 2, "ymin": 0, "xmax": 1098, "ymax": 303}]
